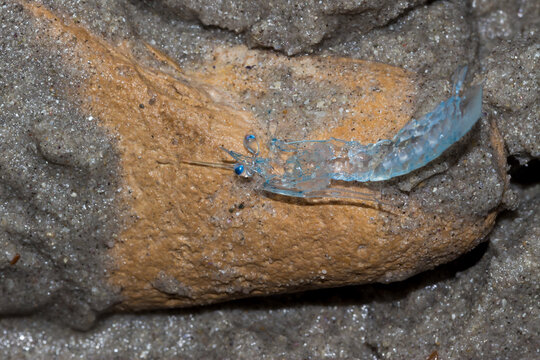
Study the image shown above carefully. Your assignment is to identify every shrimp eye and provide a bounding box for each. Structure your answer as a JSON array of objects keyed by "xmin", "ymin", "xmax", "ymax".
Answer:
[
  {"xmin": 243, "ymin": 134, "xmax": 260, "ymax": 156},
  {"xmin": 234, "ymin": 164, "xmax": 244, "ymax": 175}
]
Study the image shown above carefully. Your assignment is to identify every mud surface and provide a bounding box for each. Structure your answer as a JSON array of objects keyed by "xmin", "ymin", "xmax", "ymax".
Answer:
[
  {"xmin": 1, "ymin": 184, "xmax": 538, "ymax": 359},
  {"xmin": 0, "ymin": 1, "xmax": 122, "ymax": 330},
  {"xmin": 1, "ymin": 0, "xmax": 539, "ymax": 358},
  {"xmin": 158, "ymin": 0, "xmax": 429, "ymax": 56}
]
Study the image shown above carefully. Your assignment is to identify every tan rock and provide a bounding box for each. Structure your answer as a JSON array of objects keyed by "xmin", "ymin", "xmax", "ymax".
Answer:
[{"xmin": 25, "ymin": 3, "xmax": 506, "ymax": 311}]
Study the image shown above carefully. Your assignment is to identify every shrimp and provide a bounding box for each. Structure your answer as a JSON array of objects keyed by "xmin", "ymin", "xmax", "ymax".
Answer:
[{"xmin": 191, "ymin": 66, "xmax": 482, "ymax": 203}]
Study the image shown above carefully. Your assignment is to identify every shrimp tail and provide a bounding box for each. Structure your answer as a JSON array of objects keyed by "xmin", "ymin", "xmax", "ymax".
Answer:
[{"xmin": 362, "ymin": 65, "xmax": 483, "ymax": 181}]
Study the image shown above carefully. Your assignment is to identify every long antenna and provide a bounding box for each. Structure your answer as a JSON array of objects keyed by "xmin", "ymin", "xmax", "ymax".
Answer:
[{"xmin": 179, "ymin": 159, "xmax": 234, "ymax": 170}]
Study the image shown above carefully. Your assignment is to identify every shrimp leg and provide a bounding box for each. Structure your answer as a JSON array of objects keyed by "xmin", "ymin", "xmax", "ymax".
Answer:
[{"xmin": 190, "ymin": 66, "xmax": 483, "ymax": 204}]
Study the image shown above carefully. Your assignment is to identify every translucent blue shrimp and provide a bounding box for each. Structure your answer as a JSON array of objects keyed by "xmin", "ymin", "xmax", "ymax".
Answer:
[{"xmin": 201, "ymin": 66, "xmax": 482, "ymax": 202}]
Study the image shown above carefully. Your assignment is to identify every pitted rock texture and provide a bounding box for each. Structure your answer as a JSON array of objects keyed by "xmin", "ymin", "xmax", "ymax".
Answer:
[
  {"xmin": 482, "ymin": 41, "xmax": 539, "ymax": 162},
  {"xmin": 319, "ymin": 0, "xmax": 476, "ymax": 75},
  {"xmin": 0, "ymin": 0, "xmax": 537, "ymax": 357},
  {"xmin": 472, "ymin": 0, "xmax": 539, "ymax": 164},
  {"xmin": 11, "ymin": 3, "xmax": 507, "ymax": 314},
  {"xmin": 472, "ymin": 0, "xmax": 539, "ymax": 57},
  {"xmin": 0, "ymin": 1, "xmax": 122, "ymax": 330},
  {"xmin": 33, "ymin": 0, "xmax": 538, "ymax": 165},
  {"xmin": 318, "ymin": 0, "xmax": 479, "ymax": 122},
  {"xmin": 159, "ymin": 0, "xmax": 428, "ymax": 55},
  {"xmin": 319, "ymin": 0, "xmax": 539, "ymax": 166},
  {"xmin": 0, "ymin": 185, "xmax": 537, "ymax": 359}
]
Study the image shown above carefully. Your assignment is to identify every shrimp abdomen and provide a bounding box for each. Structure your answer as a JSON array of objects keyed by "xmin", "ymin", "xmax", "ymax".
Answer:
[{"xmin": 367, "ymin": 83, "xmax": 483, "ymax": 181}]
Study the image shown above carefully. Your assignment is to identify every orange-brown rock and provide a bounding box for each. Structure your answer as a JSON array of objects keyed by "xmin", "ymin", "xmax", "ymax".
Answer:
[{"xmin": 25, "ymin": 3, "xmax": 506, "ymax": 310}]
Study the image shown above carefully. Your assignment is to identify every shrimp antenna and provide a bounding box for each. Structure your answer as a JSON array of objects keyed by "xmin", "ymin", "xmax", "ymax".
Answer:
[{"xmin": 179, "ymin": 159, "xmax": 235, "ymax": 170}]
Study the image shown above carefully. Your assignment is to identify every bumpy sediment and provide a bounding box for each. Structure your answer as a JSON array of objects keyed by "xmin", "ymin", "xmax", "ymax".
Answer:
[{"xmin": 6, "ymin": 3, "xmax": 507, "ymax": 314}]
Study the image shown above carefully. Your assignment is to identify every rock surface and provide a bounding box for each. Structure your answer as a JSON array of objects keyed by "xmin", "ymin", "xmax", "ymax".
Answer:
[
  {"xmin": 0, "ymin": 0, "xmax": 122, "ymax": 330},
  {"xmin": 159, "ymin": 0, "xmax": 429, "ymax": 55},
  {"xmin": 2, "ymin": 1, "xmax": 508, "ymax": 316},
  {"xmin": 483, "ymin": 41, "xmax": 539, "ymax": 162},
  {"xmin": 0, "ymin": 0, "xmax": 538, "ymax": 358},
  {"xmin": 1, "ymin": 184, "xmax": 537, "ymax": 359}
]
